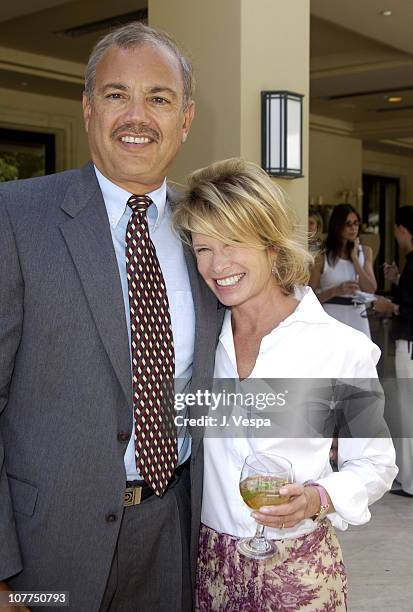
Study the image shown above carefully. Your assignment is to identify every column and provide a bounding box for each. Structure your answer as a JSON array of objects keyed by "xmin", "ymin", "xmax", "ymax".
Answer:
[{"xmin": 149, "ymin": 0, "xmax": 310, "ymax": 222}]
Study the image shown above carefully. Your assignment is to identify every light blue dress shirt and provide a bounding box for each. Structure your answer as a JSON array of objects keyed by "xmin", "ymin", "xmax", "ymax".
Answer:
[{"xmin": 95, "ymin": 167, "xmax": 194, "ymax": 480}]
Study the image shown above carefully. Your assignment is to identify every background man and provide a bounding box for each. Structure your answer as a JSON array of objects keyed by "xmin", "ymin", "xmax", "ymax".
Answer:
[
  {"xmin": 0, "ymin": 22, "xmax": 220, "ymax": 611},
  {"xmin": 375, "ymin": 206, "xmax": 413, "ymax": 498}
]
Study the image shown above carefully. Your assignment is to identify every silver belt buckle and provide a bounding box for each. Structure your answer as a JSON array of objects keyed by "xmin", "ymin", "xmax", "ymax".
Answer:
[{"xmin": 124, "ymin": 485, "xmax": 142, "ymax": 507}]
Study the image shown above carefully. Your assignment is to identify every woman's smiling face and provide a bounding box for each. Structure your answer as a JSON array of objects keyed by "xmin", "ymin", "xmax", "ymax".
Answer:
[{"xmin": 191, "ymin": 233, "xmax": 275, "ymax": 308}]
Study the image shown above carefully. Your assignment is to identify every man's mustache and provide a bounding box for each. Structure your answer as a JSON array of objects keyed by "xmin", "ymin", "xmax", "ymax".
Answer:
[{"xmin": 112, "ymin": 124, "xmax": 160, "ymax": 142}]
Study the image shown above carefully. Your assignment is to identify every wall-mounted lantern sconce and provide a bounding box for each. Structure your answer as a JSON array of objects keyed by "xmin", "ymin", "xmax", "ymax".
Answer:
[{"xmin": 261, "ymin": 91, "xmax": 303, "ymax": 178}]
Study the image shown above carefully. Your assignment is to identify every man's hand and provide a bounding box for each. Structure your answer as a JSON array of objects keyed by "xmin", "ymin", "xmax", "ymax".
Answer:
[
  {"xmin": 0, "ymin": 581, "xmax": 30, "ymax": 612},
  {"xmin": 251, "ymin": 484, "xmax": 321, "ymax": 530},
  {"xmin": 383, "ymin": 262, "xmax": 400, "ymax": 285},
  {"xmin": 373, "ymin": 295, "xmax": 396, "ymax": 315}
]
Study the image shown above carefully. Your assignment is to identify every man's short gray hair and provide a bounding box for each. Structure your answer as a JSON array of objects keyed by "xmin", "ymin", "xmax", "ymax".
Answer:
[{"xmin": 84, "ymin": 21, "xmax": 195, "ymax": 109}]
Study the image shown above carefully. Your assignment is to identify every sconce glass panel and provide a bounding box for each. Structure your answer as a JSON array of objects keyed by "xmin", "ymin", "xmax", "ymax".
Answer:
[{"xmin": 261, "ymin": 91, "xmax": 303, "ymax": 178}]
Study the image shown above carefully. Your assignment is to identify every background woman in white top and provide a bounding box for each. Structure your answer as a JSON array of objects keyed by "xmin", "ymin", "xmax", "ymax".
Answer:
[
  {"xmin": 173, "ymin": 159, "xmax": 396, "ymax": 612},
  {"xmin": 310, "ymin": 204, "xmax": 377, "ymax": 338}
]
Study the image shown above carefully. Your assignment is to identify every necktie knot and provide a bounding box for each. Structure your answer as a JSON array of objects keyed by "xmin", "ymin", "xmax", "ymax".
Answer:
[{"xmin": 128, "ymin": 194, "xmax": 152, "ymax": 213}]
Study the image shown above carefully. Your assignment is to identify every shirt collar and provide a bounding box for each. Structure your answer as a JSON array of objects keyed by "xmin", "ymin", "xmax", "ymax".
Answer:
[
  {"xmin": 285, "ymin": 286, "xmax": 332, "ymax": 326},
  {"xmin": 94, "ymin": 165, "xmax": 167, "ymax": 230},
  {"xmin": 219, "ymin": 286, "xmax": 330, "ymax": 344}
]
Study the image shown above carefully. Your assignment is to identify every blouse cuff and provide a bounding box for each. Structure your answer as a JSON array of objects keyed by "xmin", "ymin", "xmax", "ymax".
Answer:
[{"xmin": 316, "ymin": 471, "xmax": 371, "ymax": 528}]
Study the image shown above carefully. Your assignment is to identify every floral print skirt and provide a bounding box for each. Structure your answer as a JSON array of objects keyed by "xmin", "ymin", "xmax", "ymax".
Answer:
[{"xmin": 196, "ymin": 522, "xmax": 347, "ymax": 611}]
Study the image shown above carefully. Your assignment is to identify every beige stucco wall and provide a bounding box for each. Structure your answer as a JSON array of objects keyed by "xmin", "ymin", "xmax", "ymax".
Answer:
[
  {"xmin": 240, "ymin": 0, "xmax": 310, "ymax": 222},
  {"xmin": 149, "ymin": 0, "xmax": 241, "ymax": 189},
  {"xmin": 0, "ymin": 87, "xmax": 89, "ymax": 171},
  {"xmin": 150, "ymin": 0, "xmax": 310, "ymax": 224},
  {"xmin": 309, "ymin": 128, "xmax": 363, "ymax": 206}
]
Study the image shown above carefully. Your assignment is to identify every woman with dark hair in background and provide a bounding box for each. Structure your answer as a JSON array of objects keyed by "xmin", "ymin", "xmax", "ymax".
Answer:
[
  {"xmin": 310, "ymin": 203, "xmax": 377, "ymax": 338},
  {"xmin": 375, "ymin": 206, "xmax": 413, "ymax": 497}
]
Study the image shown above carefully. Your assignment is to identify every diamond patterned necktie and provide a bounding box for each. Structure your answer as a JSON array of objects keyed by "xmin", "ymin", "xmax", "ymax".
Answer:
[{"xmin": 125, "ymin": 194, "xmax": 177, "ymax": 496}]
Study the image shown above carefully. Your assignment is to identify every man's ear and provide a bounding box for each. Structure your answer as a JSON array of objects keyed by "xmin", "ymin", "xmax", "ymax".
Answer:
[
  {"xmin": 82, "ymin": 92, "xmax": 91, "ymax": 132},
  {"xmin": 181, "ymin": 101, "xmax": 195, "ymax": 143}
]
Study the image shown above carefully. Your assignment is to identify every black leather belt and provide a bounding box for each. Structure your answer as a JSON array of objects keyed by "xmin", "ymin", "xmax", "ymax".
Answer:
[
  {"xmin": 124, "ymin": 460, "xmax": 189, "ymax": 507},
  {"xmin": 325, "ymin": 297, "xmax": 354, "ymax": 306}
]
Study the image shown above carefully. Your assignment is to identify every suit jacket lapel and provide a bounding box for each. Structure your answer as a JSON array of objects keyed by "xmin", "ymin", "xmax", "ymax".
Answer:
[
  {"xmin": 182, "ymin": 244, "xmax": 223, "ymax": 384},
  {"xmin": 166, "ymin": 185, "xmax": 223, "ymax": 373},
  {"xmin": 167, "ymin": 184, "xmax": 223, "ymax": 386},
  {"xmin": 59, "ymin": 162, "xmax": 132, "ymax": 407},
  {"xmin": 171, "ymin": 195, "xmax": 225, "ymax": 456}
]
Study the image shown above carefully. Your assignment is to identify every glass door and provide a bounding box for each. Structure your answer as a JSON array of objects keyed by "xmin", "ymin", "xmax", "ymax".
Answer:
[
  {"xmin": 362, "ymin": 174, "xmax": 400, "ymax": 291},
  {"xmin": 0, "ymin": 128, "xmax": 55, "ymax": 182}
]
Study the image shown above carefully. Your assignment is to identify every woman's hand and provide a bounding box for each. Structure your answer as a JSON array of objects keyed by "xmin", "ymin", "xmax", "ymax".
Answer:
[
  {"xmin": 350, "ymin": 237, "xmax": 360, "ymax": 262},
  {"xmin": 352, "ymin": 243, "xmax": 377, "ymax": 293},
  {"xmin": 336, "ymin": 280, "xmax": 359, "ymax": 296},
  {"xmin": 251, "ymin": 484, "xmax": 321, "ymax": 530}
]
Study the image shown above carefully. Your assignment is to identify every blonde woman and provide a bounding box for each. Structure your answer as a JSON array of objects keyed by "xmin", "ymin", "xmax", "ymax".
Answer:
[
  {"xmin": 308, "ymin": 206, "xmax": 323, "ymax": 253},
  {"xmin": 173, "ymin": 159, "xmax": 397, "ymax": 611}
]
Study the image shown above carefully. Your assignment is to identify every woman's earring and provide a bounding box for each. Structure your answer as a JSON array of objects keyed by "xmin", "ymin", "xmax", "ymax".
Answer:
[{"xmin": 271, "ymin": 259, "xmax": 278, "ymax": 277}]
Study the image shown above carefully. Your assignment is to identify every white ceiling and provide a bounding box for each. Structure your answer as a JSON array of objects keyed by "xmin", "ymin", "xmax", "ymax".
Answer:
[
  {"xmin": 0, "ymin": 0, "xmax": 145, "ymax": 63},
  {"xmin": 310, "ymin": 0, "xmax": 413, "ymax": 148},
  {"xmin": 1, "ymin": 0, "xmax": 413, "ymax": 149},
  {"xmin": 311, "ymin": 0, "xmax": 413, "ymax": 55},
  {"xmin": 0, "ymin": 0, "xmax": 72, "ymax": 23}
]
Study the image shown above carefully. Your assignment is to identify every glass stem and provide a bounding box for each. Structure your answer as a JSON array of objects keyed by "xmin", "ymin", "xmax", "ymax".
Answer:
[
  {"xmin": 254, "ymin": 523, "xmax": 266, "ymax": 540},
  {"xmin": 248, "ymin": 522, "xmax": 270, "ymax": 553}
]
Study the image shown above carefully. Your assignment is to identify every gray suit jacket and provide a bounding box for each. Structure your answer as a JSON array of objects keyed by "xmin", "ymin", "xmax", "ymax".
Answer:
[{"xmin": 0, "ymin": 162, "xmax": 223, "ymax": 609}]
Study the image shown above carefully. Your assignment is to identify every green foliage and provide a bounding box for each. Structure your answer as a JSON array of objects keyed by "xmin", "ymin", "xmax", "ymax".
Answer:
[
  {"xmin": 0, "ymin": 155, "xmax": 18, "ymax": 182},
  {"xmin": 0, "ymin": 148, "xmax": 46, "ymax": 181}
]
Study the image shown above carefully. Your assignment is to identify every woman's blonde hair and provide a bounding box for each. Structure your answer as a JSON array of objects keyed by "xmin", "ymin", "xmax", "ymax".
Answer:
[{"xmin": 172, "ymin": 158, "xmax": 312, "ymax": 294}]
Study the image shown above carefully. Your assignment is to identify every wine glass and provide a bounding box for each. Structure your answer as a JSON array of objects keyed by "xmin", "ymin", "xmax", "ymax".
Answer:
[{"xmin": 237, "ymin": 452, "xmax": 293, "ymax": 560}]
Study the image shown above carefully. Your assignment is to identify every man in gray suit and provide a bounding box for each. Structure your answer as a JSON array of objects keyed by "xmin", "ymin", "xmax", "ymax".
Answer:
[{"xmin": 0, "ymin": 22, "xmax": 220, "ymax": 612}]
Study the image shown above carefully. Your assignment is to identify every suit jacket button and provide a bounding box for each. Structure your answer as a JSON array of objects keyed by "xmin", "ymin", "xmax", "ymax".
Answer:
[
  {"xmin": 117, "ymin": 432, "xmax": 129, "ymax": 442},
  {"xmin": 106, "ymin": 513, "xmax": 117, "ymax": 523}
]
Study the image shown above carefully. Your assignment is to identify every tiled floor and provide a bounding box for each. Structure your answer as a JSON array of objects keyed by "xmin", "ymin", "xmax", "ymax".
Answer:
[
  {"xmin": 337, "ymin": 491, "xmax": 413, "ymax": 611},
  {"xmin": 328, "ymin": 317, "xmax": 409, "ymax": 610},
  {"xmin": 342, "ymin": 320, "xmax": 412, "ymax": 609}
]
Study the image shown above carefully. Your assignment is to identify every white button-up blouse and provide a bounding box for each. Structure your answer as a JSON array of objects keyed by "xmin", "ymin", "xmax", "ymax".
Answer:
[{"xmin": 201, "ymin": 287, "xmax": 398, "ymax": 540}]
